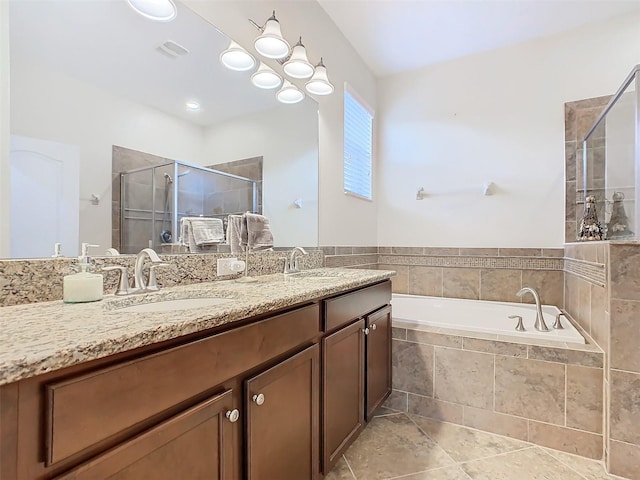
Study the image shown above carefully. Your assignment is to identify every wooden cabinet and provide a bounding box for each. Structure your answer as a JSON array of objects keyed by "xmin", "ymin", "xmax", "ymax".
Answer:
[
  {"xmin": 322, "ymin": 319, "xmax": 366, "ymax": 471},
  {"xmin": 322, "ymin": 282, "xmax": 392, "ymax": 474},
  {"xmin": 366, "ymin": 305, "xmax": 392, "ymax": 420},
  {"xmin": 245, "ymin": 344, "xmax": 319, "ymax": 480},
  {"xmin": 0, "ymin": 280, "xmax": 392, "ymax": 480},
  {"xmin": 53, "ymin": 390, "xmax": 238, "ymax": 480}
]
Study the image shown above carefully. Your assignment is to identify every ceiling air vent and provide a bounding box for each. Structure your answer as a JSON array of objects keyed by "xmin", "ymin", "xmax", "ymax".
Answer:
[{"xmin": 157, "ymin": 40, "xmax": 190, "ymax": 58}]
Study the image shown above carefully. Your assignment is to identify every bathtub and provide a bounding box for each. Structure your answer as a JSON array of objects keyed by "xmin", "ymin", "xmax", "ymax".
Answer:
[{"xmin": 391, "ymin": 294, "xmax": 585, "ymax": 345}]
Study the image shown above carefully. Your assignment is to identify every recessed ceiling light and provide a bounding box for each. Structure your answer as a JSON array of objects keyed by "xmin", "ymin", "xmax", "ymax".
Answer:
[
  {"xmin": 186, "ymin": 101, "xmax": 201, "ymax": 111},
  {"xmin": 127, "ymin": 0, "xmax": 177, "ymax": 22}
]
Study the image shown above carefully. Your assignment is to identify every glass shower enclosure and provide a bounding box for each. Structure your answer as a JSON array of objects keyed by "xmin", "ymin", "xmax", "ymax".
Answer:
[
  {"xmin": 120, "ymin": 161, "xmax": 257, "ymax": 254},
  {"xmin": 582, "ymin": 64, "xmax": 640, "ymax": 241}
]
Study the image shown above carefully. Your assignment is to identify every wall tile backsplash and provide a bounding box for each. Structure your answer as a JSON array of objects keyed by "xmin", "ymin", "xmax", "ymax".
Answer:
[{"xmin": 0, "ymin": 250, "xmax": 323, "ymax": 307}]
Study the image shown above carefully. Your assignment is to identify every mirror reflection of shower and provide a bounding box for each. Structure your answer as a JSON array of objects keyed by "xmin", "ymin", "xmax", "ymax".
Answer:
[
  {"xmin": 120, "ymin": 161, "xmax": 257, "ymax": 254},
  {"xmin": 160, "ymin": 170, "xmax": 191, "ymax": 244}
]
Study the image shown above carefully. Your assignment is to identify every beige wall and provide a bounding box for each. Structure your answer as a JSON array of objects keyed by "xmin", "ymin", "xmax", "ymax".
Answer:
[{"xmin": 377, "ymin": 13, "xmax": 640, "ymax": 249}]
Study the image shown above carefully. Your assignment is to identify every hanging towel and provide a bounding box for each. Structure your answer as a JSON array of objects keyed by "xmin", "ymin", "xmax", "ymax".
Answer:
[
  {"xmin": 180, "ymin": 217, "xmax": 224, "ymax": 253},
  {"xmin": 190, "ymin": 217, "xmax": 224, "ymax": 245},
  {"xmin": 180, "ymin": 217, "xmax": 199, "ymax": 253},
  {"xmin": 226, "ymin": 214, "xmax": 246, "ymax": 255},
  {"xmin": 245, "ymin": 212, "xmax": 274, "ymax": 250}
]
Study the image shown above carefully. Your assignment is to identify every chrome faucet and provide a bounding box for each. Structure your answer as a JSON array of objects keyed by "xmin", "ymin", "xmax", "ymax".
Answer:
[
  {"xmin": 516, "ymin": 287, "xmax": 549, "ymax": 332},
  {"xmin": 284, "ymin": 247, "xmax": 309, "ymax": 274},
  {"xmin": 133, "ymin": 248, "xmax": 165, "ymax": 292}
]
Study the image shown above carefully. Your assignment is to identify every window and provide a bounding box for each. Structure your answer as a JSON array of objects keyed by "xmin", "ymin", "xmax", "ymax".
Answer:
[{"xmin": 344, "ymin": 87, "xmax": 373, "ymax": 200}]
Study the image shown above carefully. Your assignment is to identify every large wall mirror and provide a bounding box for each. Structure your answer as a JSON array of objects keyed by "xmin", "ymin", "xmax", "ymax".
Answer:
[{"xmin": 7, "ymin": 0, "xmax": 319, "ymax": 259}]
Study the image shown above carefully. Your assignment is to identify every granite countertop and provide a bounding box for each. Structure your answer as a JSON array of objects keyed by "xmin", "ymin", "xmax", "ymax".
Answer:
[{"xmin": 0, "ymin": 268, "xmax": 394, "ymax": 386}]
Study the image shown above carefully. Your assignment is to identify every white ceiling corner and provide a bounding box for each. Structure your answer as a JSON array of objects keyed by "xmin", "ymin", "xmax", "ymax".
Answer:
[{"xmin": 317, "ymin": 0, "xmax": 640, "ymax": 77}]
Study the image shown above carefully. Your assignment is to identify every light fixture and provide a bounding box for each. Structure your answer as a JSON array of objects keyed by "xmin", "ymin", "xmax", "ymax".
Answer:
[
  {"xmin": 127, "ymin": 0, "xmax": 177, "ymax": 22},
  {"xmin": 219, "ymin": 41, "xmax": 256, "ymax": 72},
  {"xmin": 305, "ymin": 58, "xmax": 334, "ymax": 96},
  {"xmin": 251, "ymin": 62, "xmax": 282, "ymax": 89},
  {"xmin": 276, "ymin": 80, "xmax": 305, "ymax": 104},
  {"xmin": 283, "ymin": 37, "xmax": 314, "ymax": 79},
  {"xmin": 252, "ymin": 11, "xmax": 290, "ymax": 59},
  {"xmin": 245, "ymin": 10, "xmax": 334, "ymax": 100},
  {"xmin": 186, "ymin": 101, "xmax": 201, "ymax": 111}
]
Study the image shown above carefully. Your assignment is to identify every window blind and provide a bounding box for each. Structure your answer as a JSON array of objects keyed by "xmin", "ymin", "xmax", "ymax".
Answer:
[{"xmin": 344, "ymin": 90, "xmax": 373, "ymax": 200}]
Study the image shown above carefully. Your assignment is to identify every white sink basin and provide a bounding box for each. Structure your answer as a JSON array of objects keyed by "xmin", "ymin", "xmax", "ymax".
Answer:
[{"xmin": 116, "ymin": 297, "xmax": 234, "ymax": 313}]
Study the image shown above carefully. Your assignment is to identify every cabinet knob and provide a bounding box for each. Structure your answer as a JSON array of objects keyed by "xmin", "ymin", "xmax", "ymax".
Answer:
[
  {"xmin": 371, "ymin": 323, "xmax": 377, "ymax": 331},
  {"xmin": 225, "ymin": 409, "xmax": 240, "ymax": 423},
  {"xmin": 362, "ymin": 327, "xmax": 370, "ymax": 335},
  {"xmin": 252, "ymin": 393, "xmax": 265, "ymax": 406}
]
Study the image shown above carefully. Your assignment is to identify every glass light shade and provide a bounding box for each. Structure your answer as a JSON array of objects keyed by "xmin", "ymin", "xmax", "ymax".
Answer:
[
  {"xmin": 254, "ymin": 14, "xmax": 290, "ymax": 59},
  {"xmin": 276, "ymin": 80, "xmax": 305, "ymax": 104},
  {"xmin": 127, "ymin": 0, "xmax": 177, "ymax": 22},
  {"xmin": 283, "ymin": 38, "xmax": 314, "ymax": 79},
  {"xmin": 220, "ymin": 41, "xmax": 255, "ymax": 71},
  {"xmin": 251, "ymin": 62, "xmax": 282, "ymax": 89},
  {"xmin": 305, "ymin": 59, "xmax": 334, "ymax": 96}
]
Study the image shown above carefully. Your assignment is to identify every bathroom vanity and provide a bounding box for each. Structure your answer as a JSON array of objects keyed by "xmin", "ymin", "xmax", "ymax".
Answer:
[{"xmin": 0, "ymin": 269, "xmax": 393, "ymax": 479}]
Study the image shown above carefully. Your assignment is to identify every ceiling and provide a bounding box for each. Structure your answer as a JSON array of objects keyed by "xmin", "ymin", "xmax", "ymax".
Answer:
[
  {"xmin": 317, "ymin": 0, "xmax": 640, "ymax": 77},
  {"xmin": 9, "ymin": 0, "xmax": 282, "ymax": 127}
]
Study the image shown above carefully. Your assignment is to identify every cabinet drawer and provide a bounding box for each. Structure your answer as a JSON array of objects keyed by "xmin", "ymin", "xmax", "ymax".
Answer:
[
  {"xmin": 46, "ymin": 303, "xmax": 320, "ymax": 466},
  {"xmin": 324, "ymin": 281, "xmax": 391, "ymax": 332}
]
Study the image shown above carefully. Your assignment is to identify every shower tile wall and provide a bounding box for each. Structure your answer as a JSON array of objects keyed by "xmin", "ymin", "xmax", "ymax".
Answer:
[
  {"xmin": 207, "ymin": 156, "xmax": 263, "ymax": 215},
  {"xmin": 565, "ymin": 96, "xmax": 611, "ymax": 243}
]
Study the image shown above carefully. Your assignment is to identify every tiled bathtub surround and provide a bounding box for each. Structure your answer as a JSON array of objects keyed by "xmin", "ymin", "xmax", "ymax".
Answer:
[
  {"xmin": 322, "ymin": 246, "xmax": 378, "ymax": 269},
  {"xmin": 0, "ymin": 250, "xmax": 324, "ymax": 307},
  {"xmin": 605, "ymin": 243, "xmax": 640, "ymax": 479},
  {"xmin": 388, "ymin": 322, "xmax": 605, "ymax": 460},
  {"xmin": 562, "ymin": 241, "xmax": 640, "ymax": 479},
  {"xmin": 377, "ymin": 247, "xmax": 565, "ymax": 306}
]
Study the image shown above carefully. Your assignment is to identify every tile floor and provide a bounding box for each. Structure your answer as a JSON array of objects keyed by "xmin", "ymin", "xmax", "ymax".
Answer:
[{"xmin": 326, "ymin": 408, "xmax": 624, "ymax": 480}]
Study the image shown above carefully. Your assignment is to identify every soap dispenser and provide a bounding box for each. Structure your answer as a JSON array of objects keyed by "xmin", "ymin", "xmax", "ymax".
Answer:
[{"xmin": 63, "ymin": 243, "xmax": 104, "ymax": 303}]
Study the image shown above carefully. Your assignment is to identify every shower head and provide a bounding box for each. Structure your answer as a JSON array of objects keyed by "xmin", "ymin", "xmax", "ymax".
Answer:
[{"xmin": 163, "ymin": 172, "xmax": 173, "ymax": 184}]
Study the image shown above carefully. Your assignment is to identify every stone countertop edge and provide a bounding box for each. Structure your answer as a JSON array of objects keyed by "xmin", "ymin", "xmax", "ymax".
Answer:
[{"xmin": 0, "ymin": 268, "xmax": 395, "ymax": 386}]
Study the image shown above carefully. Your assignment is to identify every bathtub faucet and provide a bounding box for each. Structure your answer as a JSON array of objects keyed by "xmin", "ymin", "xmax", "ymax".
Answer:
[{"xmin": 516, "ymin": 287, "xmax": 550, "ymax": 332}]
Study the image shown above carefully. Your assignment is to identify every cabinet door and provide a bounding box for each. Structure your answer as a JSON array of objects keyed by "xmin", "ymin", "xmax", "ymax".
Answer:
[
  {"xmin": 322, "ymin": 318, "xmax": 366, "ymax": 473},
  {"xmin": 54, "ymin": 390, "xmax": 238, "ymax": 480},
  {"xmin": 366, "ymin": 306, "xmax": 392, "ymax": 419},
  {"xmin": 245, "ymin": 344, "xmax": 320, "ymax": 480}
]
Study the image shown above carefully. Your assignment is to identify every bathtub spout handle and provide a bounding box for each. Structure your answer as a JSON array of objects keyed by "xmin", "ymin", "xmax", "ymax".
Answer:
[
  {"xmin": 508, "ymin": 315, "xmax": 526, "ymax": 332},
  {"xmin": 553, "ymin": 311, "xmax": 567, "ymax": 330},
  {"xmin": 516, "ymin": 287, "xmax": 550, "ymax": 332}
]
